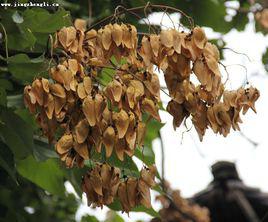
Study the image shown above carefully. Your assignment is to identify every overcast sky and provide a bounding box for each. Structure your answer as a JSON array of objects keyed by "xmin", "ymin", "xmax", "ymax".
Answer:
[{"xmin": 74, "ymin": 5, "xmax": 268, "ymax": 222}]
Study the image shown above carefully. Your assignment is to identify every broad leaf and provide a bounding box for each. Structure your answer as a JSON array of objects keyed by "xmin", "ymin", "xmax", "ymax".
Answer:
[
  {"xmin": 0, "ymin": 141, "xmax": 17, "ymax": 184},
  {"xmin": 17, "ymin": 156, "xmax": 65, "ymax": 196},
  {"xmin": 0, "ymin": 107, "xmax": 33, "ymax": 159},
  {"xmin": 108, "ymin": 199, "xmax": 159, "ymax": 218},
  {"xmin": 20, "ymin": 8, "xmax": 71, "ymax": 34},
  {"xmin": 8, "ymin": 54, "xmax": 49, "ymax": 84},
  {"xmin": 0, "ymin": 88, "xmax": 7, "ymax": 106}
]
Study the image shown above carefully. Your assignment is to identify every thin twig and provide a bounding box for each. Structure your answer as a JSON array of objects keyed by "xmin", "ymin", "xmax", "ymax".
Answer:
[
  {"xmin": 0, "ymin": 22, "xmax": 8, "ymax": 59},
  {"xmin": 87, "ymin": 4, "xmax": 194, "ymax": 31},
  {"xmin": 221, "ymin": 47, "xmax": 252, "ymax": 62},
  {"xmin": 239, "ymin": 131, "xmax": 258, "ymax": 148},
  {"xmin": 219, "ymin": 61, "xmax": 230, "ymax": 85}
]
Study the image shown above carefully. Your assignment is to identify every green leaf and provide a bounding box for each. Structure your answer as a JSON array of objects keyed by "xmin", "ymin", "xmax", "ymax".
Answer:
[
  {"xmin": 33, "ymin": 138, "xmax": 58, "ymax": 162},
  {"xmin": 231, "ymin": 11, "xmax": 249, "ymax": 31},
  {"xmin": 17, "ymin": 156, "xmax": 65, "ymax": 196},
  {"xmin": 0, "ymin": 107, "xmax": 33, "ymax": 159},
  {"xmin": 0, "ymin": 88, "xmax": 7, "ymax": 106},
  {"xmin": 14, "ymin": 108, "xmax": 38, "ymax": 130},
  {"xmin": 90, "ymin": 149, "xmax": 140, "ymax": 177},
  {"xmin": 0, "ymin": 78, "xmax": 13, "ymax": 91},
  {"xmin": 135, "ymin": 146, "xmax": 155, "ymax": 166},
  {"xmin": 7, "ymin": 94, "xmax": 24, "ymax": 108},
  {"xmin": 81, "ymin": 215, "xmax": 99, "ymax": 222},
  {"xmin": 97, "ymin": 66, "xmax": 115, "ymax": 86},
  {"xmin": 108, "ymin": 199, "xmax": 159, "ymax": 217},
  {"xmin": 144, "ymin": 119, "xmax": 164, "ymax": 147},
  {"xmin": 262, "ymin": 47, "xmax": 268, "ymax": 72},
  {"xmin": 135, "ymin": 118, "xmax": 164, "ymax": 166},
  {"xmin": 64, "ymin": 167, "xmax": 88, "ymax": 197},
  {"xmin": 132, "ymin": 205, "xmax": 159, "ymax": 218},
  {"xmin": 7, "ymin": 54, "xmax": 48, "ymax": 84},
  {"xmin": 0, "ymin": 8, "xmax": 36, "ymax": 50},
  {"xmin": 181, "ymin": 0, "xmax": 231, "ymax": 33},
  {"xmin": 20, "ymin": 8, "xmax": 71, "ymax": 33},
  {"xmin": 0, "ymin": 141, "xmax": 17, "ymax": 184}
]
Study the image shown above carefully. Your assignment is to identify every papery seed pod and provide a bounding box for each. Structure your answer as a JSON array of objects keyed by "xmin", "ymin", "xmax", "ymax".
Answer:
[
  {"xmin": 192, "ymin": 26, "xmax": 207, "ymax": 49},
  {"xmin": 77, "ymin": 83, "xmax": 87, "ymax": 99},
  {"xmin": 74, "ymin": 141, "xmax": 89, "ymax": 160},
  {"xmin": 141, "ymin": 98, "xmax": 161, "ymax": 122},
  {"xmin": 140, "ymin": 165, "xmax": 157, "ymax": 187},
  {"xmin": 118, "ymin": 182, "xmax": 131, "ymax": 213},
  {"xmin": 115, "ymin": 138, "xmax": 126, "ymax": 161},
  {"xmin": 103, "ymin": 126, "xmax": 115, "ymax": 157},
  {"xmin": 83, "ymin": 96, "xmax": 96, "ymax": 126},
  {"xmin": 31, "ymin": 79, "xmax": 44, "ymax": 106},
  {"xmin": 160, "ymin": 30, "xmax": 173, "ymax": 48},
  {"xmin": 50, "ymin": 83, "xmax": 66, "ymax": 98},
  {"xmin": 113, "ymin": 109, "xmax": 129, "ymax": 139},
  {"xmin": 94, "ymin": 94, "xmax": 106, "ymax": 122},
  {"xmin": 75, "ymin": 119, "xmax": 89, "ymax": 144},
  {"xmin": 105, "ymin": 79, "xmax": 123, "ymax": 103},
  {"xmin": 90, "ymin": 165, "xmax": 103, "ymax": 196},
  {"xmin": 56, "ymin": 134, "xmax": 73, "ymax": 155},
  {"xmin": 112, "ymin": 23, "xmax": 123, "ymax": 46},
  {"xmin": 127, "ymin": 178, "xmax": 138, "ymax": 208},
  {"xmin": 137, "ymin": 121, "xmax": 146, "ymax": 146},
  {"xmin": 45, "ymin": 94, "xmax": 55, "ymax": 119},
  {"xmin": 150, "ymin": 34, "xmax": 160, "ymax": 57},
  {"xmin": 58, "ymin": 26, "xmax": 77, "ymax": 50},
  {"xmin": 138, "ymin": 179, "xmax": 152, "ymax": 208},
  {"xmin": 83, "ymin": 76, "xmax": 92, "ymax": 95}
]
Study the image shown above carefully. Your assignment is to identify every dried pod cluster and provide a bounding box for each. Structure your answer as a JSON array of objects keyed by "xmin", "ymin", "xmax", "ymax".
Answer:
[
  {"xmin": 82, "ymin": 163, "xmax": 157, "ymax": 212},
  {"xmin": 24, "ymin": 18, "xmax": 259, "ymax": 213},
  {"xmin": 82, "ymin": 163, "xmax": 121, "ymax": 207},
  {"xmin": 139, "ymin": 26, "xmax": 259, "ymax": 140},
  {"xmin": 152, "ymin": 184, "xmax": 210, "ymax": 222},
  {"xmin": 24, "ymin": 21, "xmax": 161, "ymax": 168}
]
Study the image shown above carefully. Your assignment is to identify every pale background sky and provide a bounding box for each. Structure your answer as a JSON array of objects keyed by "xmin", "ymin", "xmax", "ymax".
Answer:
[{"xmin": 71, "ymin": 2, "xmax": 268, "ymax": 221}]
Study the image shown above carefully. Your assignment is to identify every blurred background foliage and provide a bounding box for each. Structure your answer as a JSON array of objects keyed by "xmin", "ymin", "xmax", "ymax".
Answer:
[{"xmin": 0, "ymin": 0, "xmax": 267, "ymax": 221}]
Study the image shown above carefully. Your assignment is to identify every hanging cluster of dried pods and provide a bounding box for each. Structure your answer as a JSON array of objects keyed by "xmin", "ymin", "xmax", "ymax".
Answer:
[
  {"xmin": 24, "ymin": 17, "xmax": 259, "ymax": 213},
  {"xmin": 82, "ymin": 163, "xmax": 156, "ymax": 212},
  {"xmin": 24, "ymin": 21, "xmax": 161, "ymax": 167},
  {"xmin": 152, "ymin": 183, "xmax": 210, "ymax": 222},
  {"xmin": 82, "ymin": 163, "xmax": 121, "ymax": 208},
  {"xmin": 139, "ymin": 26, "xmax": 259, "ymax": 140},
  {"xmin": 117, "ymin": 165, "xmax": 157, "ymax": 213},
  {"xmin": 255, "ymin": 9, "xmax": 268, "ymax": 29}
]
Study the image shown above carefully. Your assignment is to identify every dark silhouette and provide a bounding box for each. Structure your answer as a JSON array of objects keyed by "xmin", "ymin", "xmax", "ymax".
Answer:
[{"xmin": 192, "ymin": 161, "xmax": 268, "ymax": 222}]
